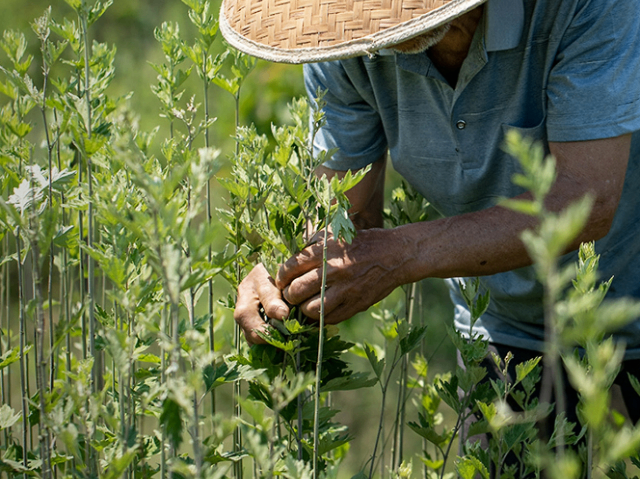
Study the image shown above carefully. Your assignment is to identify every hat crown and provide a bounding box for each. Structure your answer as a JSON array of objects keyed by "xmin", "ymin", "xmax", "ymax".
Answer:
[
  {"xmin": 220, "ymin": 0, "xmax": 487, "ymax": 63},
  {"xmin": 224, "ymin": 0, "xmax": 450, "ymax": 49}
]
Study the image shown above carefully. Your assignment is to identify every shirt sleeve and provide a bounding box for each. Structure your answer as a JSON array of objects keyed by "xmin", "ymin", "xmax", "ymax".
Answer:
[
  {"xmin": 546, "ymin": 0, "xmax": 640, "ymax": 142},
  {"xmin": 303, "ymin": 60, "xmax": 388, "ymax": 170}
]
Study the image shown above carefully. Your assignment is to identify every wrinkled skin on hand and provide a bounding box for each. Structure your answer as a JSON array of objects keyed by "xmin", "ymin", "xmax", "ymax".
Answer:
[
  {"xmin": 277, "ymin": 228, "xmax": 405, "ymax": 323},
  {"xmin": 235, "ymin": 228, "xmax": 406, "ymax": 343},
  {"xmin": 234, "ymin": 263, "xmax": 290, "ymax": 344}
]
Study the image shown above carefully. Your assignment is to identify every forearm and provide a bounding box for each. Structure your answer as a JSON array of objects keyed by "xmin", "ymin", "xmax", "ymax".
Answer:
[
  {"xmin": 388, "ymin": 135, "xmax": 629, "ymax": 285},
  {"xmin": 391, "ymin": 177, "xmax": 620, "ymax": 285}
]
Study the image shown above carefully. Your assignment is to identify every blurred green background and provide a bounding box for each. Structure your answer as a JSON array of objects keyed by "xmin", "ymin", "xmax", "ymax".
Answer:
[{"xmin": 1, "ymin": 0, "xmax": 456, "ymax": 474}]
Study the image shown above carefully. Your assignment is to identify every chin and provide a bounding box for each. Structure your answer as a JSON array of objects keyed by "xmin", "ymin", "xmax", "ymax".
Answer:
[{"xmin": 390, "ymin": 23, "xmax": 451, "ymax": 54}]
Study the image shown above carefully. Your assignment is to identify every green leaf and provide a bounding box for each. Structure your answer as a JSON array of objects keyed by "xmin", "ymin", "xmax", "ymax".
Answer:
[
  {"xmin": 419, "ymin": 455, "xmax": 444, "ymax": 471},
  {"xmin": 499, "ymin": 198, "xmax": 540, "ymax": 217},
  {"xmin": 364, "ymin": 342, "xmax": 385, "ymax": 380},
  {"xmin": 407, "ymin": 419, "xmax": 450, "ymax": 448},
  {"xmin": 320, "ymin": 372, "xmax": 377, "ymax": 392},
  {"xmin": 329, "ymin": 204, "xmax": 356, "ymax": 244},
  {"xmin": 400, "ymin": 325, "xmax": 428, "ymax": 356},
  {"xmin": 456, "ymin": 456, "xmax": 489, "ymax": 479},
  {"xmin": 0, "ymin": 345, "xmax": 22, "ymax": 370},
  {"xmin": 515, "ymin": 357, "xmax": 541, "ymax": 385},
  {"xmin": 103, "ymin": 448, "xmax": 137, "ymax": 479},
  {"xmin": 628, "ymin": 373, "xmax": 640, "ymax": 397},
  {"xmin": 160, "ymin": 397, "xmax": 183, "ymax": 450},
  {"xmin": 0, "ymin": 405, "xmax": 21, "ymax": 430}
]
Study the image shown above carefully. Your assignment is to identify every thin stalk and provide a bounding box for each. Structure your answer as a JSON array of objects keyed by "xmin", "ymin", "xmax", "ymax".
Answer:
[
  {"xmin": 161, "ymin": 306, "xmax": 167, "ymax": 479},
  {"xmin": 0, "ymin": 239, "xmax": 7, "ymax": 418},
  {"xmin": 30, "ymin": 233, "xmax": 52, "ymax": 479},
  {"xmin": 313, "ymin": 225, "xmax": 330, "ymax": 479},
  {"xmin": 53, "ymin": 107, "xmax": 72, "ymax": 376},
  {"xmin": 189, "ymin": 287, "xmax": 202, "ymax": 476},
  {"xmin": 4, "ymin": 235, "xmax": 11, "ymax": 414},
  {"xmin": 204, "ymin": 60, "xmax": 216, "ymax": 417},
  {"xmin": 170, "ymin": 302, "xmax": 179, "ymax": 479},
  {"xmin": 587, "ymin": 429, "xmax": 593, "ymax": 479},
  {"xmin": 80, "ymin": 5, "xmax": 98, "ymax": 396},
  {"xmin": 116, "ymin": 303, "xmax": 127, "ymax": 470},
  {"xmin": 39, "ymin": 60, "xmax": 56, "ymax": 392},
  {"xmin": 392, "ymin": 283, "xmax": 416, "ymax": 471},
  {"xmin": 76, "ymin": 148, "xmax": 86, "ymax": 361},
  {"xmin": 79, "ymin": 10, "xmax": 98, "ymax": 475},
  {"xmin": 368, "ymin": 345, "xmax": 404, "ymax": 479},
  {"xmin": 232, "ymin": 89, "xmax": 243, "ymax": 479},
  {"xmin": 540, "ymin": 270, "xmax": 566, "ymax": 454},
  {"xmin": 397, "ymin": 282, "xmax": 417, "ymax": 466},
  {"xmin": 16, "ymin": 233, "xmax": 28, "ymax": 478},
  {"xmin": 296, "ymin": 325, "xmax": 304, "ymax": 460},
  {"xmin": 496, "ymin": 438, "xmax": 504, "ymax": 479}
]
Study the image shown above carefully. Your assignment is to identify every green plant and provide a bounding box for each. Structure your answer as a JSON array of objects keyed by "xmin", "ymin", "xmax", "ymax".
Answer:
[{"xmin": 0, "ymin": 3, "xmax": 639, "ymax": 479}]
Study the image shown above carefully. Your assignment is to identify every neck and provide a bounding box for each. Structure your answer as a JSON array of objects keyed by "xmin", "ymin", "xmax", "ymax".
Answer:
[{"xmin": 428, "ymin": 5, "xmax": 484, "ymax": 86}]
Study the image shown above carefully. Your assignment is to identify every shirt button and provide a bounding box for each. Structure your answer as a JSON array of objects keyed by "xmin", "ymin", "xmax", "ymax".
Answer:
[{"xmin": 456, "ymin": 120, "xmax": 467, "ymax": 130}]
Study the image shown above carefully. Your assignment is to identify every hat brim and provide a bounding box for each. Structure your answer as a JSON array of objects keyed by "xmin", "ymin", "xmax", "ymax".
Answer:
[{"xmin": 220, "ymin": 0, "xmax": 487, "ymax": 64}]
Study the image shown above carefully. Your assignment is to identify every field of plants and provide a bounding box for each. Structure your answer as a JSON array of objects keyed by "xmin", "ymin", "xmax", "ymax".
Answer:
[{"xmin": 0, "ymin": 1, "xmax": 639, "ymax": 479}]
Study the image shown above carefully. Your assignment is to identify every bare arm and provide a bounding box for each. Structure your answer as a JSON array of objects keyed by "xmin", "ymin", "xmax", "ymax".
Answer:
[{"xmin": 277, "ymin": 135, "xmax": 631, "ymax": 323}]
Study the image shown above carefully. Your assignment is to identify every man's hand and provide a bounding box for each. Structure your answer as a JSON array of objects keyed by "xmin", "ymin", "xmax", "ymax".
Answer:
[
  {"xmin": 234, "ymin": 263, "xmax": 290, "ymax": 344},
  {"xmin": 276, "ymin": 228, "xmax": 407, "ymax": 324}
]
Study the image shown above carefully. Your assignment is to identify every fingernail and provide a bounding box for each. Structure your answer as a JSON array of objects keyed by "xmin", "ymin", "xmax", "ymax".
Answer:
[{"xmin": 276, "ymin": 306, "xmax": 289, "ymax": 319}]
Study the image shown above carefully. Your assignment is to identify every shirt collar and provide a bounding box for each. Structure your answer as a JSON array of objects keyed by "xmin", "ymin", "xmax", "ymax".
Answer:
[
  {"xmin": 388, "ymin": 0, "xmax": 524, "ymax": 76},
  {"xmin": 485, "ymin": 0, "xmax": 524, "ymax": 51}
]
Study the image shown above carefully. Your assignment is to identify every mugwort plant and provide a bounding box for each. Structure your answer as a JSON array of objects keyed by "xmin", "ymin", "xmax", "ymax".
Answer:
[{"xmin": 0, "ymin": 1, "xmax": 639, "ymax": 479}]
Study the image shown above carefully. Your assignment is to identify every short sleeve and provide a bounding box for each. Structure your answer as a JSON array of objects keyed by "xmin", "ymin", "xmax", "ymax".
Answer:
[
  {"xmin": 304, "ymin": 61, "xmax": 387, "ymax": 170},
  {"xmin": 546, "ymin": 0, "xmax": 640, "ymax": 142}
]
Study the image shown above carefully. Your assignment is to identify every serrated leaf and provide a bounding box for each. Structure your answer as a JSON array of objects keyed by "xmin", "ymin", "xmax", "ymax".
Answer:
[
  {"xmin": 515, "ymin": 357, "xmax": 541, "ymax": 385},
  {"xmin": 456, "ymin": 456, "xmax": 489, "ymax": 479},
  {"xmin": 400, "ymin": 325, "xmax": 428, "ymax": 356},
  {"xmin": 320, "ymin": 372, "xmax": 377, "ymax": 392},
  {"xmin": 364, "ymin": 342, "xmax": 384, "ymax": 380},
  {"xmin": 407, "ymin": 421, "xmax": 450, "ymax": 448}
]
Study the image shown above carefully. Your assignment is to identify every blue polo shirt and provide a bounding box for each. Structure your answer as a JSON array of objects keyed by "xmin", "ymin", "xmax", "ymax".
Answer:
[{"xmin": 304, "ymin": 0, "xmax": 640, "ymax": 358}]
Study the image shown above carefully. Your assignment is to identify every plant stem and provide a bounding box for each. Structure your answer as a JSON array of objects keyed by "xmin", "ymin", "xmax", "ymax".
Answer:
[
  {"xmin": 313, "ymin": 225, "xmax": 330, "ymax": 479},
  {"xmin": 80, "ymin": 3, "xmax": 98, "ymax": 395},
  {"xmin": 161, "ymin": 305, "xmax": 167, "ymax": 479},
  {"xmin": 40, "ymin": 61, "xmax": 56, "ymax": 393},
  {"xmin": 0, "ymin": 238, "xmax": 7, "ymax": 421},
  {"xmin": 203, "ymin": 51, "xmax": 216, "ymax": 418},
  {"xmin": 232, "ymin": 89, "xmax": 244, "ymax": 479},
  {"xmin": 30, "ymin": 229, "xmax": 52, "ymax": 479},
  {"xmin": 16, "ymin": 232, "xmax": 28, "ymax": 479},
  {"xmin": 4, "ymin": 236, "xmax": 11, "ymax": 416},
  {"xmin": 296, "ymin": 319, "xmax": 304, "ymax": 461}
]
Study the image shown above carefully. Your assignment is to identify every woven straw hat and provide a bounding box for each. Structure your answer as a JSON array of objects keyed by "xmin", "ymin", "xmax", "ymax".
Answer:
[{"xmin": 220, "ymin": 0, "xmax": 487, "ymax": 63}]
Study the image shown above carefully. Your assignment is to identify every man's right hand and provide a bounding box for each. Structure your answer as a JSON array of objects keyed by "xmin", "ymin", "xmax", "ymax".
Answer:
[{"xmin": 234, "ymin": 263, "xmax": 290, "ymax": 344}]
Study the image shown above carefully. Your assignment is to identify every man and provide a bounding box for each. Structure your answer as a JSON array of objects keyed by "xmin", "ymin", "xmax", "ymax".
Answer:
[{"xmin": 221, "ymin": 0, "xmax": 640, "ymax": 421}]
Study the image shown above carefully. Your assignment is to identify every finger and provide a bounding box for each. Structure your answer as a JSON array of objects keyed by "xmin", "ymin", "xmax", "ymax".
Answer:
[
  {"xmin": 282, "ymin": 268, "xmax": 323, "ymax": 305},
  {"xmin": 235, "ymin": 264, "xmax": 290, "ymax": 345},
  {"xmin": 234, "ymin": 285, "xmax": 269, "ymax": 345},
  {"xmin": 276, "ymin": 242, "xmax": 324, "ymax": 289},
  {"xmin": 299, "ymin": 285, "xmax": 343, "ymax": 322},
  {"xmin": 255, "ymin": 273, "xmax": 290, "ymax": 321}
]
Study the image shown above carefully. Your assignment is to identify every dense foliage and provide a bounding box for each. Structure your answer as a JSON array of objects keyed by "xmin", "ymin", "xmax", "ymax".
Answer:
[{"xmin": 0, "ymin": 1, "xmax": 639, "ymax": 479}]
